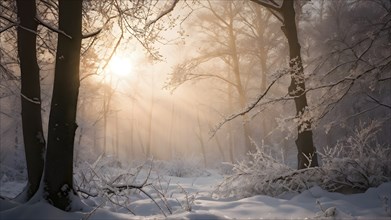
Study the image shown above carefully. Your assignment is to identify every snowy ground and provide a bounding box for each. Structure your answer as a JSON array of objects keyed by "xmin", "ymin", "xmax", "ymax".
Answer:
[{"xmin": 1, "ymin": 160, "xmax": 390, "ymax": 220}]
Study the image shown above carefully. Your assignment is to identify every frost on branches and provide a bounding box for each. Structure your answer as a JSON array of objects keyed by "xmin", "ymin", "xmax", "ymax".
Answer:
[
  {"xmin": 216, "ymin": 120, "xmax": 391, "ymax": 198},
  {"xmin": 320, "ymin": 120, "xmax": 391, "ymax": 192}
]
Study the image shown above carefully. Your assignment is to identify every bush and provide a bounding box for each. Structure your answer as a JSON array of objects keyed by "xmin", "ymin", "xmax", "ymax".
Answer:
[
  {"xmin": 215, "ymin": 144, "xmax": 321, "ymax": 198},
  {"xmin": 215, "ymin": 120, "xmax": 391, "ymax": 198},
  {"xmin": 156, "ymin": 154, "xmax": 206, "ymax": 178},
  {"xmin": 320, "ymin": 120, "xmax": 391, "ymax": 192}
]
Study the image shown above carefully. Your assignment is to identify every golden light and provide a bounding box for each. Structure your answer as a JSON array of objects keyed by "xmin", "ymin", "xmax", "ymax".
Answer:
[{"xmin": 108, "ymin": 55, "xmax": 133, "ymax": 77}]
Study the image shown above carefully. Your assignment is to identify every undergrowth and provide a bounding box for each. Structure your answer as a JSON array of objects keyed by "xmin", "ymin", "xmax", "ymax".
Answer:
[{"xmin": 215, "ymin": 120, "xmax": 391, "ymax": 198}]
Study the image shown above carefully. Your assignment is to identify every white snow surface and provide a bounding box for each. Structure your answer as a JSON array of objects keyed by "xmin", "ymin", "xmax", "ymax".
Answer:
[{"xmin": 1, "ymin": 167, "xmax": 390, "ymax": 220}]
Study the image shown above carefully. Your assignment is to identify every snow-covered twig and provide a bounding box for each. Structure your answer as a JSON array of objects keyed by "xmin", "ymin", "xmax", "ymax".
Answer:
[
  {"xmin": 176, "ymin": 184, "xmax": 196, "ymax": 212},
  {"xmin": 81, "ymin": 202, "xmax": 104, "ymax": 220},
  {"xmin": 151, "ymin": 176, "xmax": 173, "ymax": 214},
  {"xmin": 0, "ymin": 22, "xmax": 15, "ymax": 33},
  {"xmin": 20, "ymin": 93, "xmax": 41, "ymax": 105}
]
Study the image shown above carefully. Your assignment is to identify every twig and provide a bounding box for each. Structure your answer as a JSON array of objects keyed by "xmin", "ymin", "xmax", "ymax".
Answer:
[
  {"xmin": 367, "ymin": 94, "xmax": 391, "ymax": 109},
  {"xmin": 81, "ymin": 202, "xmax": 104, "ymax": 220}
]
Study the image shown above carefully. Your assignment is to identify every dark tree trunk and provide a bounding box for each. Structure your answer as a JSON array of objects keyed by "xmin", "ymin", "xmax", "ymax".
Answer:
[
  {"xmin": 16, "ymin": 0, "xmax": 46, "ymax": 201},
  {"xmin": 281, "ymin": 0, "xmax": 318, "ymax": 169},
  {"xmin": 44, "ymin": 0, "xmax": 82, "ymax": 210}
]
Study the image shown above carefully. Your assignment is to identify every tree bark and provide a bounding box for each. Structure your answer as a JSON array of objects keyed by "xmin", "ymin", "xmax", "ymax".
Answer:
[
  {"xmin": 16, "ymin": 0, "xmax": 46, "ymax": 201},
  {"xmin": 44, "ymin": 0, "xmax": 82, "ymax": 210},
  {"xmin": 281, "ymin": 0, "xmax": 318, "ymax": 169}
]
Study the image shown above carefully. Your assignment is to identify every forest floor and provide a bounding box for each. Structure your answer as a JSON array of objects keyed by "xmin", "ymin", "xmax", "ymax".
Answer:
[{"xmin": 0, "ymin": 158, "xmax": 390, "ymax": 219}]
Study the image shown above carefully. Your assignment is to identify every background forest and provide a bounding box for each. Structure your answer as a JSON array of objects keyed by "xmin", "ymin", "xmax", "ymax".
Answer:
[{"xmin": 0, "ymin": 0, "xmax": 390, "ymax": 218}]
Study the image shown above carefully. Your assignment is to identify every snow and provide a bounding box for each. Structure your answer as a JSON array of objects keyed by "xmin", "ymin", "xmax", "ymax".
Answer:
[{"xmin": 1, "ymin": 166, "xmax": 390, "ymax": 220}]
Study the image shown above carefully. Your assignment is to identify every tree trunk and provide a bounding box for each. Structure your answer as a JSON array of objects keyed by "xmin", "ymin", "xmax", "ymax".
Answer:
[
  {"xmin": 196, "ymin": 112, "xmax": 207, "ymax": 167},
  {"xmin": 44, "ymin": 0, "xmax": 82, "ymax": 210},
  {"xmin": 281, "ymin": 0, "xmax": 318, "ymax": 169},
  {"xmin": 102, "ymin": 76, "xmax": 113, "ymax": 156},
  {"xmin": 103, "ymin": 92, "xmax": 107, "ymax": 155},
  {"xmin": 145, "ymin": 93, "xmax": 154, "ymax": 157},
  {"xmin": 16, "ymin": 0, "xmax": 46, "ymax": 201},
  {"xmin": 214, "ymin": 134, "xmax": 226, "ymax": 162},
  {"xmin": 115, "ymin": 111, "xmax": 119, "ymax": 158},
  {"xmin": 168, "ymin": 102, "xmax": 175, "ymax": 159},
  {"xmin": 227, "ymin": 12, "xmax": 254, "ymax": 154},
  {"xmin": 227, "ymin": 77, "xmax": 235, "ymax": 163},
  {"xmin": 129, "ymin": 101, "xmax": 135, "ymax": 158}
]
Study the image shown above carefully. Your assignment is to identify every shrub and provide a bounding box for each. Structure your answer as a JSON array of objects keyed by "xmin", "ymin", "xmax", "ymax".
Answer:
[
  {"xmin": 215, "ymin": 120, "xmax": 391, "ymax": 198},
  {"xmin": 320, "ymin": 120, "xmax": 391, "ymax": 191}
]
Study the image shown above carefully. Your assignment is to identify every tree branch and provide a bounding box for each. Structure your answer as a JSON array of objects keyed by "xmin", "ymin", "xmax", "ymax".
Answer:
[
  {"xmin": 146, "ymin": 0, "xmax": 179, "ymax": 28},
  {"xmin": 35, "ymin": 16, "xmax": 72, "ymax": 39},
  {"xmin": 250, "ymin": 0, "xmax": 282, "ymax": 12},
  {"xmin": 0, "ymin": 22, "xmax": 15, "ymax": 33},
  {"xmin": 367, "ymin": 94, "xmax": 391, "ymax": 109},
  {"xmin": 0, "ymin": 15, "xmax": 37, "ymax": 34},
  {"xmin": 82, "ymin": 29, "xmax": 102, "ymax": 39},
  {"xmin": 210, "ymin": 70, "xmax": 286, "ymax": 138}
]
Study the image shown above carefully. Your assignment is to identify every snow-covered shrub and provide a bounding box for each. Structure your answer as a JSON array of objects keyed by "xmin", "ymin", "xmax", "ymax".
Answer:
[
  {"xmin": 215, "ymin": 141, "xmax": 322, "ymax": 198},
  {"xmin": 215, "ymin": 162, "xmax": 235, "ymax": 175},
  {"xmin": 156, "ymin": 154, "xmax": 206, "ymax": 177},
  {"xmin": 319, "ymin": 120, "xmax": 391, "ymax": 192},
  {"xmin": 216, "ymin": 120, "xmax": 390, "ymax": 198}
]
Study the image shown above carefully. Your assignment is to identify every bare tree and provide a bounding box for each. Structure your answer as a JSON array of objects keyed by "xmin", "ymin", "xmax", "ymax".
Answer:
[
  {"xmin": 249, "ymin": 0, "xmax": 318, "ymax": 169},
  {"xmin": 43, "ymin": 0, "xmax": 83, "ymax": 210},
  {"xmin": 168, "ymin": 0, "xmax": 273, "ymax": 154},
  {"xmin": 2, "ymin": 0, "xmax": 181, "ymax": 210},
  {"xmin": 15, "ymin": 0, "xmax": 46, "ymax": 201}
]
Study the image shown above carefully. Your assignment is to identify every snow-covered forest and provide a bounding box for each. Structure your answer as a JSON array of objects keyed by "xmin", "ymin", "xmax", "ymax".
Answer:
[{"xmin": 0, "ymin": 0, "xmax": 390, "ymax": 219}]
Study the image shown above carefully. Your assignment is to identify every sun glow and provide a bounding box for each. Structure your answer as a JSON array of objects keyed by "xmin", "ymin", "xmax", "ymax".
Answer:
[{"xmin": 107, "ymin": 55, "xmax": 133, "ymax": 77}]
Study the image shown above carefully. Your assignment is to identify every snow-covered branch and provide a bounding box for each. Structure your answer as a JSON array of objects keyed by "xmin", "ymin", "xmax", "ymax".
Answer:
[
  {"xmin": 82, "ymin": 29, "xmax": 102, "ymax": 39},
  {"xmin": 0, "ymin": 15, "xmax": 37, "ymax": 34},
  {"xmin": 0, "ymin": 22, "xmax": 15, "ymax": 33},
  {"xmin": 20, "ymin": 93, "xmax": 41, "ymax": 105},
  {"xmin": 35, "ymin": 16, "xmax": 72, "ymax": 39},
  {"xmin": 146, "ymin": 0, "xmax": 179, "ymax": 28},
  {"xmin": 210, "ymin": 69, "xmax": 287, "ymax": 137},
  {"xmin": 250, "ymin": 0, "xmax": 282, "ymax": 13}
]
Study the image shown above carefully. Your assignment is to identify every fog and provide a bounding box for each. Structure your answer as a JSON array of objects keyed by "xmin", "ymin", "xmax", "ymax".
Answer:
[{"xmin": 1, "ymin": 0, "xmax": 390, "ymax": 170}]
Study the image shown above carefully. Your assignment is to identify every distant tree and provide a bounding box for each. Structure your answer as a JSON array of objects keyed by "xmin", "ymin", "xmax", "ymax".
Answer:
[{"xmin": 168, "ymin": 0, "xmax": 280, "ymax": 155}]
